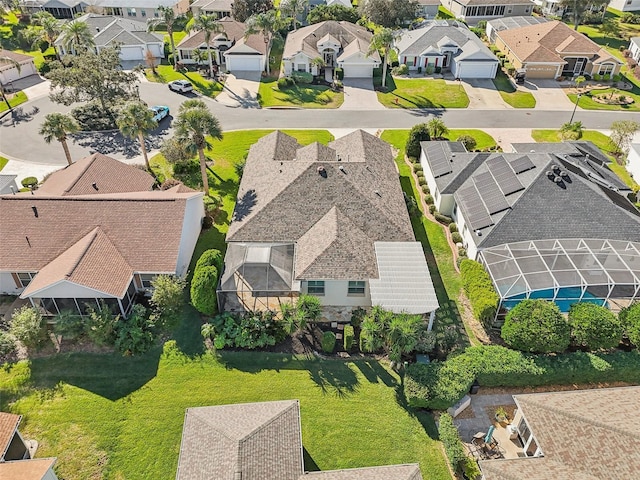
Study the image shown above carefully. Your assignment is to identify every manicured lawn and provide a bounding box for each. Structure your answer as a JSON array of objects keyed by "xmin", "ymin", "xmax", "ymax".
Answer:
[
  {"xmin": 492, "ymin": 69, "xmax": 536, "ymax": 108},
  {"xmin": 0, "ymin": 155, "xmax": 8, "ymax": 171},
  {"xmin": 1, "ymin": 12, "xmax": 55, "ymax": 68},
  {"xmin": 144, "ymin": 65, "xmax": 223, "ymax": 97},
  {"xmin": 609, "ymin": 162, "xmax": 640, "ymax": 190},
  {"xmin": 259, "ymin": 79, "xmax": 344, "ymax": 108},
  {"xmin": 376, "ymin": 77, "xmax": 469, "ymax": 109},
  {"xmin": 0, "ymin": 91, "xmax": 27, "ymax": 113},
  {"xmin": 567, "ymin": 90, "xmax": 640, "ymax": 112},
  {"xmin": 0, "ymin": 344, "xmax": 451, "ymax": 480},
  {"xmin": 446, "ymin": 129, "xmax": 497, "ymax": 150}
]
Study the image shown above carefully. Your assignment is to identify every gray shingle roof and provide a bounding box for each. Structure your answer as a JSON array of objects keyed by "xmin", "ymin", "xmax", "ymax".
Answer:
[
  {"xmin": 419, "ymin": 141, "xmax": 477, "ymax": 194},
  {"xmin": 302, "ymin": 464, "xmax": 423, "ymax": 480},
  {"xmin": 0, "ymin": 175, "xmax": 17, "ymax": 193},
  {"xmin": 57, "ymin": 14, "xmax": 163, "ymax": 47}
]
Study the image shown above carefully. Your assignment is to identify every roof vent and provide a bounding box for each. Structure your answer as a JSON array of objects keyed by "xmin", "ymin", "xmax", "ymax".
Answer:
[
  {"xmin": 9, "ymin": 185, "xmax": 15, "ymax": 195},
  {"xmin": 317, "ymin": 166, "xmax": 326, "ymax": 178},
  {"xmin": 546, "ymin": 170, "xmax": 554, "ymax": 178},
  {"xmin": 96, "ymin": 27, "xmax": 100, "ymax": 32},
  {"xmin": 560, "ymin": 171, "xmax": 569, "ymax": 178},
  {"xmin": 92, "ymin": 182, "xmax": 98, "ymax": 191},
  {"xmin": 31, "ymin": 206, "xmax": 38, "ymax": 218},
  {"xmin": 338, "ymin": 165, "xmax": 346, "ymax": 174},
  {"xmin": 337, "ymin": 154, "xmax": 342, "ymax": 161},
  {"xmin": 475, "ymin": 230, "xmax": 482, "ymax": 236},
  {"xmin": 554, "ymin": 176, "xmax": 563, "ymax": 184},
  {"xmin": 551, "ymin": 164, "xmax": 560, "ymax": 174},
  {"xmin": 374, "ymin": 190, "xmax": 382, "ymax": 197}
]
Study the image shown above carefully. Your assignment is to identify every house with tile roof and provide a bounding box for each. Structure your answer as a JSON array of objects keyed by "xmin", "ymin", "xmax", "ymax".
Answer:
[
  {"xmin": 494, "ymin": 20, "xmax": 622, "ymax": 79},
  {"xmin": 441, "ymin": 0, "xmax": 534, "ymax": 24},
  {"xmin": 176, "ymin": 17, "xmax": 267, "ymax": 73},
  {"xmin": 395, "ymin": 20, "xmax": 499, "ymax": 79},
  {"xmin": 219, "ymin": 130, "xmax": 439, "ymax": 319},
  {"xmin": 0, "ymin": 49, "xmax": 38, "ymax": 84},
  {"xmin": 176, "ymin": 400, "xmax": 423, "ymax": 480},
  {"xmin": 282, "ymin": 21, "xmax": 380, "ymax": 78},
  {"xmin": 0, "ymin": 154, "xmax": 204, "ymax": 318},
  {"xmin": 479, "ymin": 387, "xmax": 640, "ymax": 479},
  {"xmin": 54, "ymin": 14, "xmax": 164, "ymax": 66},
  {"xmin": 419, "ymin": 140, "xmax": 640, "ymax": 321}
]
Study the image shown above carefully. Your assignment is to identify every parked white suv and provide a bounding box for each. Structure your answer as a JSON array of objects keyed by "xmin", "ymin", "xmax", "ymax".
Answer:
[{"xmin": 168, "ymin": 80, "xmax": 194, "ymax": 93}]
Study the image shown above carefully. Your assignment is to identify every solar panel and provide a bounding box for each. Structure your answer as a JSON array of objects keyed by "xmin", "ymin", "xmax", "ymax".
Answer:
[
  {"xmin": 473, "ymin": 171, "xmax": 510, "ymax": 215},
  {"xmin": 509, "ymin": 156, "xmax": 536, "ymax": 174},
  {"xmin": 428, "ymin": 144, "xmax": 453, "ymax": 178},
  {"xmin": 487, "ymin": 156, "xmax": 524, "ymax": 195},
  {"xmin": 459, "ymin": 185, "xmax": 493, "ymax": 231}
]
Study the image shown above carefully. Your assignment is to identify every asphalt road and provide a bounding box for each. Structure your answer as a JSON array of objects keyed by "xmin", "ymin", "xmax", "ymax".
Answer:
[{"xmin": 1, "ymin": 81, "xmax": 639, "ymax": 166}]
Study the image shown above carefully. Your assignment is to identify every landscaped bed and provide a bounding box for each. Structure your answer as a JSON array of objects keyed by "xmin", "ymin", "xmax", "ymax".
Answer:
[
  {"xmin": 376, "ymin": 77, "xmax": 470, "ymax": 108},
  {"xmin": 258, "ymin": 78, "xmax": 344, "ymax": 108}
]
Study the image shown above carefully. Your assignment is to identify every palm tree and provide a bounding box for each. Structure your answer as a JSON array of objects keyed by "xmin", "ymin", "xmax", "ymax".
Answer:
[
  {"xmin": 59, "ymin": 19, "xmax": 95, "ymax": 55},
  {"xmin": 147, "ymin": 6, "xmax": 183, "ymax": 71},
  {"xmin": 368, "ymin": 27, "xmax": 396, "ymax": 88},
  {"xmin": 186, "ymin": 14, "xmax": 223, "ymax": 79},
  {"xmin": 310, "ymin": 56, "xmax": 325, "ymax": 77},
  {"xmin": 174, "ymin": 100, "xmax": 223, "ymax": 194},
  {"xmin": 245, "ymin": 10, "xmax": 283, "ymax": 76},
  {"xmin": 193, "ymin": 48, "xmax": 210, "ymax": 68},
  {"xmin": 427, "ymin": 118, "xmax": 448, "ymax": 139},
  {"xmin": 0, "ymin": 54, "xmax": 20, "ymax": 111},
  {"xmin": 39, "ymin": 113, "xmax": 79, "ymax": 166},
  {"xmin": 116, "ymin": 101, "xmax": 157, "ymax": 170},
  {"xmin": 23, "ymin": 13, "xmax": 61, "ymax": 58},
  {"xmin": 385, "ymin": 315, "xmax": 420, "ymax": 368},
  {"xmin": 280, "ymin": 0, "xmax": 308, "ymax": 31}
]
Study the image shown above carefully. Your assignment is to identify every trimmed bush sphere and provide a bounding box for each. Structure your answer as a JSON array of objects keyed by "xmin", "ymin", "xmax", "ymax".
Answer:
[
  {"xmin": 623, "ymin": 303, "xmax": 640, "ymax": 348},
  {"xmin": 501, "ymin": 299, "xmax": 570, "ymax": 353},
  {"xmin": 568, "ymin": 302, "xmax": 622, "ymax": 350},
  {"xmin": 322, "ymin": 331, "xmax": 336, "ymax": 353},
  {"xmin": 190, "ymin": 265, "xmax": 219, "ymax": 316}
]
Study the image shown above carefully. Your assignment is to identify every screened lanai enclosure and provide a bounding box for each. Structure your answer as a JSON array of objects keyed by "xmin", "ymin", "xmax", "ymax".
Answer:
[
  {"xmin": 479, "ymin": 239, "xmax": 640, "ymax": 322},
  {"xmin": 218, "ymin": 243, "xmax": 298, "ymax": 312}
]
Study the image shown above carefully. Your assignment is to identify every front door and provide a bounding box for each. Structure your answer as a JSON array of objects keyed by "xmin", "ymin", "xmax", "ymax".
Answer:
[
  {"xmin": 323, "ymin": 51, "xmax": 335, "ymax": 67},
  {"xmin": 573, "ymin": 58, "xmax": 586, "ymax": 75}
]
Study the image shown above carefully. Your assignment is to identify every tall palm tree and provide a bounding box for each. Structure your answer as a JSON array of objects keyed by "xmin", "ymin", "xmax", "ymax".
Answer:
[
  {"xmin": 245, "ymin": 10, "xmax": 283, "ymax": 75},
  {"xmin": 116, "ymin": 101, "xmax": 157, "ymax": 170},
  {"xmin": 39, "ymin": 113, "xmax": 79, "ymax": 166},
  {"xmin": 174, "ymin": 100, "xmax": 223, "ymax": 194},
  {"xmin": 186, "ymin": 15, "xmax": 223, "ymax": 79},
  {"xmin": 59, "ymin": 19, "xmax": 95, "ymax": 55},
  {"xmin": 367, "ymin": 27, "xmax": 396, "ymax": 88},
  {"xmin": 193, "ymin": 48, "xmax": 210, "ymax": 68},
  {"xmin": 280, "ymin": 0, "xmax": 308, "ymax": 31},
  {"xmin": 0, "ymin": 54, "xmax": 20, "ymax": 111},
  {"xmin": 147, "ymin": 6, "xmax": 183, "ymax": 71},
  {"xmin": 23, "ymin": 12, "xmax": 61, "ymax": 58}
]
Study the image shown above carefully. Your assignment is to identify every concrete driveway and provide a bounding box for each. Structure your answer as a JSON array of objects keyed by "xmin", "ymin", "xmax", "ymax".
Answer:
[
  {"xmin": 520, "ymin": 79, "xmax": 576, "ymax": 110},
  {"xmin": 461, "ymin": 79, "xmax": 510, "ymax": 109},
  {"xmin": 215, "ymin": 71, "xmax": 261, "ymax": 108},
  {"xmin": 340, "ymin": 78, "xmax": 384, "ymax": 110}
]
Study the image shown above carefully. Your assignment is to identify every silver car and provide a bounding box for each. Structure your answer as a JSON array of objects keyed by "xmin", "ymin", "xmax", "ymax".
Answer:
[{"xmin": 168, "ymin": 80, "xmax": 194, "ymax": 93}]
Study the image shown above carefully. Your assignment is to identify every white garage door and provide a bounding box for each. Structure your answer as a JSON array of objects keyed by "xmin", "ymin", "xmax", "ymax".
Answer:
[
  {"xmin": 454, "ymin": 61, "xmax": 498, "ymax": 79},
  {"xmin": 1, "ymin": 62, "xmax": 37, "ymax": 83},
  {"xmin": 226, "ymin": 56, "xmax": 263, "ymax": 72},
  {"xmin": 120, "ymin": 46, "xmax": 144, "ymax": 61},
  {"xmin": 343, "ymin": 64, "xmax": 373, "ymax": 78}
]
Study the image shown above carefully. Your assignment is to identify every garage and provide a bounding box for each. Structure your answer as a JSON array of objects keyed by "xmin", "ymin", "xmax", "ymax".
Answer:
[
  {"xmin": 119, "ymin": 46, "xmax": 144, "ymax": 61},
  {"xmin": 342, "ymin": 64, "xmax": 374, "ymax": 78},
  {"xmin": 225, "ymin": 55, "xmax": 264, "ymax": 72},
  {"xmin": 453, "ymin": 61, "xmax": 498, "ymax": 79},
  {"xmin": 524, "ymin": 64, "xmax": 562, "ymax": 79},
  {"xmin": 0, "ymin": 51, "xmax": 37, "ymax": 84}
]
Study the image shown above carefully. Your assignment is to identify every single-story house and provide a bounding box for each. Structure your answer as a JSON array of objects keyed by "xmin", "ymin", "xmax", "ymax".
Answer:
[
  {"xmin": 416, "ymin": 0, "xmax": 440, "ymax": 18},
  {"xmin": 0, "ymin": 49, "xmax": 38, "ymax": 84},
  {"xmin": 0, "ymin": 153, "xmax": 204, "ymax": 318},
  {"xmin": 532, "ymin": 0, "xmax": 565, "ymax": 16},
  {"xmin": 485, "ymin": 15, "xmax": 548, "ymax": 44},
  {"xmin": 220, "ymin": 130, "xmax": 439, "ymax": 321},
  {"xmin": 54, "ymin": 14, "xmax": 164, "ymax": 66},
  {"xmin": 176, "ymin": 17, "xmax": 267, "ymax": 72},
  {"xmin": 629, "ymin": 37, "xmax": 640, "ymax": 63},
  {"xmin": 93, "ymin": 0, "xmax": 190, "ymax": 19},
  {"xmin": 190, "ymin": 0, "xmax": 232, "ymax": 19},
  {"xmin": 0, "ymin": 175, "xmax": 19, "ymax": 195},
  {"xmin": 419, "ymin": 139, "xmax": 639, "ymax": 322},
  {"xmin": 440, "ymin": 0, "xmax": 534, "ymax": 24},
  {"xmin": 282, "ymin": 21, "xmax": 380, "ymax": 78},
  {"xmin": 494, "ymin": 20, "xmax": 623, "ymax": 79},
  {"xmin": 609, "ymin": 0, "xmax": 640, "ymax": 12},
  {"xmin": 21, "ymin": 0, "xmax": 87, "ymax": 19},
  {"xmin": 395, "ymin": 20, "xmax": 499, "ymax": 79},
  {"xmin": 480, "ymin": 387, "xmax": 640, "ymax": 478},
  {"xmin": 177, "ymin": 400, "xmax": 424, "ymax": 480}
]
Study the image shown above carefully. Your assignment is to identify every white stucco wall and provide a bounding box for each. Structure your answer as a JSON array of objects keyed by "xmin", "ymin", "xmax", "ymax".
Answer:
[
  {"xmin": 302, "ymin": 280, "xmax": 371, "ymax": 307},
  {"xmin": 627, "ymin": 144, "xmax": 640, "ymax": 183},
  {"xmin": 22, "ymin": 280, "xmax": 121, "ymax": 299},
  {"xmin": 283, "ymin": 53, "xmax": 314, "ymax": 75},
  {"xmin": 455, "ymin": 209, "xmax": 480, "ymax": 259},
  {"xmin": 0, "ymin": 272, "xmax": 22, "ymax": 295},
  {"xmin": 419, "ymin": 148, "xmax": 456, "ymax": 214},
  {"xmin": 175, "ymin": 194, "xmax": 205, "ymax": 277}
]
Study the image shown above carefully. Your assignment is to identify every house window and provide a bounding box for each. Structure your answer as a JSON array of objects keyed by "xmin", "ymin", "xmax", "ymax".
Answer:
[
  {"xmin": 154, "ymin": 12, "xmax": 159, "ymax": 17},
  {"xmin": 307, "ymin": 280, "xmax": 325, "ymax": 295},
  {"xmin": 127, "ymin": 8, "xmax": 136, "ymax": 16},
  {"xmin": 141, "ymin": 9, "xmax": 146, "ymax": 17},
  {"xmin": 139, "ymin": 274, "xmax": 157, "ymax": 289},
  {"xmin": 599, "ymin": 63, "xmax": 614, "ymax": 75},
  {"xmin": 297, "ymin": 63, "xmax": 306, "ymax": 72},
  {"xmin": 16, "ymin": 272, "xmax": 35, "ymax": 287},
  {"xmin": 348, "ymin": 281, "xmax": 366, "ymax": 295},
  {"xmin": 181, "ymin": 50, "xmax": 192, "ymax": 60}
]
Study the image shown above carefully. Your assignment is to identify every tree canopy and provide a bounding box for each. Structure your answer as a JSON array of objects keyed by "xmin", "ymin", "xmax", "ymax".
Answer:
[
  {"xmin": 306, "ymin": 4, "xmax": 360, "ymax": 24},
  {"xmin": 359, "ymin": 0, "xmax": 417, "ymax": 28},
  {"xmin": 501, "ymin": 299, "xmax": 570, "ymax": 353},
  {"xmin": 232, "ymin": 0, "xmax": 274, "ymax": 23}
]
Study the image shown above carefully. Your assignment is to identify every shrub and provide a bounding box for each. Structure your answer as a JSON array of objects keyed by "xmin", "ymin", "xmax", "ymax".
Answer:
[
  {"xmin": 344, "ymin": 325, "xmax": 354, "ymax": 351},
  {"xmin": 351, "ymin": 307, "xmax": 366, "ymax": 328},
  {"xmin": 277, "ymin": 76, "xmax": 293, "ymax": 89},
  {"xmin": 38, "ymin": 60, "xmax": 53, "ymax": 76},
  {"xmin": 405, "ymin": 360, "xmax": 476, "ymax": 410},
  {"xmin": 449, "ymin": 223, "xmax": 458, "ymax": 233},
  {"xmin": 373, "ymin": 66, "xmax": 383, "ymax": 77},
  {"xmin": 568, "ymin": 303, "xmax": 622, "ymax": 350},
  {"xmin": 434, "ymin": 213, "xmax": 452, "ymax": 225},
  {"xmin": 114, "ymin": 304, "xmax": 155, "ymax": 355},
  {"xmin": 10, "ymin": 306, "xmax": 46, "ymax": 349},
  {"xmin": 424, "ymin": 194, "xmax": 434, "ymax": 205},
  {"xmin": 54, "ymin": 311, "xmax": 86, "ymax": 340},
  {"xmin": 204, "ymin": 311, "xmax": 284, "ymax": 349},
  {"xmin": 190, "ymin": 265, "xmax": 219, "ymax": 316},
  {"xmin": 0, "ymin": 332, "xmax": 16, "ymax": 357},
  {"xmin": 292, "ymin": 71, "xmax": 313, "ymax": 84},
  {"xmin": 150, "ymin": 275, "xmax": 186, "ymax": 331},
  {"xmin": 405, "ymin": 123, "xmax": 431, "ymax": 158},
  {"xmin": 335, "ymin": 67, "xmax": 344, "ymax": 80},
  {"xmin": 416, "ymin": 329, "xmax": 436, "ymax": 353},
  {"xmin": 412, "ymin": 163, "xmax": 423, "ymax": 173},
  {"xmin": 456, "ymin": 134, "xmax": 476, "ymax": 151},
  {"xmin": 422, "ymin": 184, "xmax": 430, "ymax": 194},
  {"xmin": 21, "ymin": 177, "xmax": 38, "ymax": 188},
  {"xmin": 593, "ymin": 73, "xmax": 601, "ymax": 82},
  {"xmin": 71, "ymin": 102, "xmax": 117, "ymax": 131},
  {"xmin": 451, "ymin": 232, "xmax": 463, "ymax": 244},
  {"xmin": 196, "ymin": 249, "xmax": 224, "ymax": 271},
  {"xmin": 501, "ymin": 299, "xmax": 570, "ymax": 353},
  {"xmin": 429, "ymin": 204, "xmax": 436, "ymax": 214},
  {"xmin": 460, "ymin": 259, "xmax": 499, "ymax": 326},
  {"xmin": 173, "ymin": 160, "xmax": 199, "ymax": 175},
  {"xmin": 404, "ymin": 192, "xmax": 421, "ymax": 218},
  {"xmin": 438, "ymin": 413, "xmax": 467, "ymax": 471},
  {"xmin": 418, "ymin": 176, "xmax": 427, "ymax": 186},
  {"xmin": 85, "ymin": 301, "xmax": 118, "ymax": 346},
  {"xmin": 416, "ymin": 173, "xmax": 426, "ymax": 181},
  {"xmin": 392, "ymin": 63, "xmax": 408, "ymax": 75},
  {"xmin": 623, "ymin": 303, "xmax": 640, "ymax": 347},
  {"xmin": 322, "ymin": 330, "xmax": 336, "ymax": 353}
]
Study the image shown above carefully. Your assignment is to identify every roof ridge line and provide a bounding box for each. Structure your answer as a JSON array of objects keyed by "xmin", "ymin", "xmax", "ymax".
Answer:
[
  {"xmin": 65, "ymin": 227, "xmax": 101, "ymax": 279},
  {"xmin": 64, "ymin": 154, "xmax": 97, "ymax": 193},
  {"xmin": 237, "ymin": 400, "xmax": 299, "ymax": 444}
]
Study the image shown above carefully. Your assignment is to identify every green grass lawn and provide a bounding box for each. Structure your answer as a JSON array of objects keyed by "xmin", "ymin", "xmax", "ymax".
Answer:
[
  {"xmin": 446, "ymin": 129, "xmax": 497, "ymax": 150},
  {"xmin": 1, "ymin": 12, "xmax": 56, "ymax": 68},
  {"xmin": 0, "ymin": 343, "xmax": 451, "ymax": 480},
  {"xmin": 144, "ymin": 65, "xmax": 223, "ymax": 97},
  {"xmin": 376, "ymin": 77, "xmax": 470, "ymax": 108},
  {"xmin": 0, "ymin": 91, "xmax": 27, "ymax": 113},
  {"xmin": 492, "ymin": 70, "xmax": 536, "ymax": 108},
  {"xmin": 0, "ymin": 155, "xmax": 8, "ymax": 171},
  {"xmin": 567, "ymin": 90, "xmax": 640, "ymax": 112},
  {"xmin": 258, "ymin": 79, "xmax": 344, "ymax": 108}
]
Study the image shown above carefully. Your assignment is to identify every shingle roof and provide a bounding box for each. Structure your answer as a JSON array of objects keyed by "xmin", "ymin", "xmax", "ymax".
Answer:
[
  {"xmin": 0, "ymin": 49, "xmax": 34, "ymax": 67},
  {"xmin": 35, "ymin": 153, "xmax": 155, "ymax": 196},
  {"xmin": 176, "ymin": 400, "xmax": 304, "ymax": 480},
  {"xmin": 0, "ymin": 458, "xmax": 57, "ymax": 480},
  {"xmin": 481, "ymin": 387, "xmax": 640, "ymax": 480},
  {"xmin": 55, "ymin": 14, "xmax": 163, "ymax": 47},
  {"xmin": 302, "ymin": 464, "xmax": 423, "ymax": 480},
  {"xmin": 191, "ymin": 0, "xmax": 233, "ymax": 11},
  {"xmin": 0, "ymin": 413, "xmax": 21, "ymax": 459},
  {"xmin": 177, "ymin": 17, "xmax": 266, "ymax": 55}
]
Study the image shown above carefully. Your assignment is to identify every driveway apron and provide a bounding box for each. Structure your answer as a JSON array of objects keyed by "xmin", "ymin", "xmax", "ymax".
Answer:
[
  {"xmin": 215, "ymin": 71, "xmax": 261, "ymax": 108},
  {"xmin": 520, "ymin": 79, "xmax": 576, "ymax": 110},
  {"xmin": 340, "ymin": 78, "xmax": 384, "ymax": 110},
  {"xmin": 461, "ymin": 79, "xmax": 510, "ymax": 109}
]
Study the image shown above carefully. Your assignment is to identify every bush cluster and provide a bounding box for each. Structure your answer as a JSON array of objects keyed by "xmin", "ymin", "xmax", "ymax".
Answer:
[
  {"xmin": 202, "ymin": 311, "xmax": 286, "ymax": 350},
  {"xmin": 501, "ymin": 299, "xmax": 570, "ymax": 353},
  {"xmin": 438, "ymin": 413, "xmax": 467, "ymax": 471},
  {"xmin": 623, "ymin": 303, "xmax": 640, "ymax": 347},
  {"xmin": 278, "ymin": 76, "xmax": 294, "ymax": 89},
  {"xmin": 292, "ymin": 71, "xmax": 313, "ymax": 84},
  {"xmin": 343, "ymin": 325, "xmax": 354, "ymax": 351},
  {"xmin": 322, "ymin": 331, "xmax": 337, "ymax": 353},
  {"xmin": 190, "ymin": 249, "xmax": 223, "ymax": 316},
  {"xmin": 405, "ymin": 123, "xmax": 430, "ymax": 158},
  {"xmin": 21, "ymin": 177, "xmax": 38, "ymax": 189},
  {"xmin": 456, "ymin": 134, "xmax": 476, "ymax": 151},
  {"xmin": 451, "ymin": 232, "xmax": 463, "ymax": 244},
  {"xmin": 434, "ymin": 213, "xmax": 451, "ymax": 225},
  {"xmin": 568, "ymin": 302, "xmax": 623, "ymax": 350},
  {"xmin": 460, "ymin": 259, "xmax": 499, "ymax": 326},
  {"xmin": 0, "ymin": 331, "xmax": 16, "ymax": 357},
  {"xmin": 335, "ymin": 67, "xmax": 344, "ymax": 80},
  {"xmin": 392, "ymin": 64, "xmax": 408, "ymax": 75},
  {"xmin": 71, "ymin": 102, "xmax": 117, "ymax": 131},
  {"xmin": 10, "ymin": 306, "xmax": 46, "ymax": 350}
]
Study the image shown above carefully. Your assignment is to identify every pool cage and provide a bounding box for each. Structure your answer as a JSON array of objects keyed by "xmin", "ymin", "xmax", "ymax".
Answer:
[
  {"xmin": 217, "ymin": 243, "xmax": 298, "ymax": 313},
  {"xmin": 479, "ymin": 239, "xmax": 640, "ymax": 323}
]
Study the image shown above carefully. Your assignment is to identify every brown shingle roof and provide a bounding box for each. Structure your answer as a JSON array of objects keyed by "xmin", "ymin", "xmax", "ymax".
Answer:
[
  {"xmin": 0, "ymin": 413, "xmax": 21, "ymax": 459},
  {"xmin": 283, "ymin": 21, "xmax": 377, "ymax": 61},
  {"xmin": 176, "ymin": 17, "xmax": 266, "ymax": 55},
  {"xmin": 0, "ymin": 49, "xmax": 34, "ymax": 68},
  {"xmin": 302, "ymin": 464, "xmax": 423, "ymax": 480},
  {"xmin": 35, "ymin": 153, "xmax": 155, "ymax": 196},
  {"xmin": 481, "ymin": 387, "xmax": 640, "ymax": 480},
  {"xmin": 0, "ymin": 458, "xmax": 57, "ymax": 479},
  {"xmin": 176, "ymin": 400, "xmax": 304, "ymax": 480}
]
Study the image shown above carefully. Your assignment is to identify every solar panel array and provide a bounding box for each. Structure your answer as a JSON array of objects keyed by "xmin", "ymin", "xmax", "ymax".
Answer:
[
  {"xmin": 459, "ymin": 185, "xmax": 493, "ymax": 231},
  {"xmin": 509, "ymin": 155, "xmax": 536, "ymax": 174},
  {"xmin": 473, "ymin": 171, "xmax": 510, "ymax": 214},
  {"xmin": 487, "ymin": 156, "xmax": 524, "ymax": 195},
  {"xmin": 428, "ymin": 144, "xmax": 453, "ymax": 178}
]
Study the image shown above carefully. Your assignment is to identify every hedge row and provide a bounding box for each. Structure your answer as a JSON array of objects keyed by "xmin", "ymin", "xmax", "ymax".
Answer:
[
  {"xmin": 405, "ymin": 345, "xmax": 640, "ymax": 409},
  {"xmin": 460, "ymin": 259, "xmax": 499, "ymax": 326}
]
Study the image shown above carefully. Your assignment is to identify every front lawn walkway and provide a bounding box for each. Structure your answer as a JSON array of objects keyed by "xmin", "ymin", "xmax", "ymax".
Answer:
[
  {"xmin": 259, "ymin": 78, "xmax": 344, "ymax": 108},
  {"xmin": 376, "ymin": 76, "xmax": 469, "ymax": 108},
  {"xmin": 144, "ymin": 65, "xmax": 223, "ymax": 98}
]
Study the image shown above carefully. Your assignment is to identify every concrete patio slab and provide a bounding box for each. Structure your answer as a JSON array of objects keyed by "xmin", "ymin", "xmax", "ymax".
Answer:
[
  {"xmin": 215, "ymin": 71, "xmax": 261, "ymax": 109},
  {"xmin": 340, "ymin": 78, "xmax": 384, "ymax": 110}
]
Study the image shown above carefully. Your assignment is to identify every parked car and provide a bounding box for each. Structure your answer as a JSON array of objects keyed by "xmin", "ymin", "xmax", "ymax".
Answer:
[
  {"xmin": 168, "ymin": 80, "xmax": 194, "ymax": 93},
  {"xmin": 150, "ymin": 105, "xmax": 170, "ymax": 122}
]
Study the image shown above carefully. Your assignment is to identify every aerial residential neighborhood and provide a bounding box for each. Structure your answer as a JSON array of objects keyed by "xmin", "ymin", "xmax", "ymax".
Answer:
[{"xmin": 0, "ymin": 0, "xmax": 639, "ymax": 478}]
